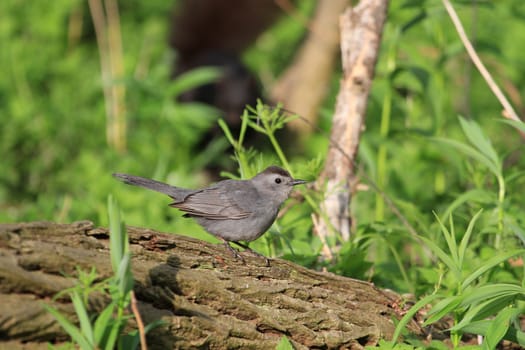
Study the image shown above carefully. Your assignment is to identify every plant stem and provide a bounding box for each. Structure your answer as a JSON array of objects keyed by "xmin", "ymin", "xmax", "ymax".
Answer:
[
  {"xmin": 495, "ymin": 174, "xmax": 505, "ymax": 249},
  {"xmin": 267, "ymin": 130, "xmax": 292, "ymax": 175}
]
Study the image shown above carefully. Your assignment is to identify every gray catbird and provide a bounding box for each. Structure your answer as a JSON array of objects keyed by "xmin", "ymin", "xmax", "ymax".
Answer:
[{"xmin": 113, "ymin": 166, "xmax": 306, "ymax": 265}]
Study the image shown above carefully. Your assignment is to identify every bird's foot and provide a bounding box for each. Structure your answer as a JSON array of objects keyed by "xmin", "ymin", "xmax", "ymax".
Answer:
[
  {"xmin": 232, "ymin": 241, "xmax": 271, "ymax": 267},
  {"xmin": 222, "ymin": 241, "xmax": 245, "ymax": 264},
  {"xmin": 246, "ymin": 249, "xmax": 271, "ymax": 267}
]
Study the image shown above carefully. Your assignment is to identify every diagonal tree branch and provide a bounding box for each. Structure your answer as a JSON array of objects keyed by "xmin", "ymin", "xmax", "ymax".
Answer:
[{"xmin": 442, "ymin": 0, "xmax": 522, "ymax": 123}]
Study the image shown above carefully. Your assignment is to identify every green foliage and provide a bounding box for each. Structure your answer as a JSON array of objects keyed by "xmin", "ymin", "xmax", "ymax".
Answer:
[
  {"xmin": 218, "ymin": 102, "xmax": 317, "ymax": 258},
  {"xmin": 0, "ymin": 0, "xmax": 222, "ymax": 228},
  {"xmin": 401, "ymin": 210, "xmax": 525, "ymax": 348},
  {"xmin": 371, "ymin": 115, "xmax": 524, "ymax": 348},
  {"xmin": 275, "ymin": 335, "xmax": 295, "ymax": 350},
  {"xmin": 44, "ymin": 197, "xmax": 158, "ymax": 350}
]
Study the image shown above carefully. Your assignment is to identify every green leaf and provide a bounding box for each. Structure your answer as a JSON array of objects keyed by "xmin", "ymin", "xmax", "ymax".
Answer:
[
  {"xmin": 119, "ymin": 318, "xmax": 165, "ymax": 350},
  {"xmin": 70, "ymin": 291, "xmax": 94, "ymax": 346},
  {"xmin": 108, "ymin": 196, "xmax": 124, "ymax": 274},
  {"xmin": 93, "ymin": 302, "xmax": 116, "ymax": 345},
  {"xmin": 117, "ymin": 253, "xmax": 133, "ymax": 296},
  {"xmin": 167, "ymin": 66, "xmax": 222, "ymax": 98},
  {"xmin": 43, "ymin": 304, "xmax": 92, "ymax": 350},
  {"xmin": 245, "ymin": 119, "xmax": 267, "ymax": 134},
  {"xmin": 419, "ymin": 235, "xmax": 459, "ymax": 278},
  {"xmin": 452, "ymin": 294, "xmax": 521, "ymax": 333},
  {"xmin": 218, "ymin": 118, "xmax": 237, "ymax": 148},
  {"xmin": 499, "ymin": 119, "xmax": 525, "ymax": 134},
  {"xmin": 517, "ymin": 330, "xmax": 525, "ymax": 347},
  {"xmin": 458, "ymin": 116, "xmax": 500, "ymax": 170},
  {"xmin": 168, "ymin": 103, "xmax": 218, "ymax": 126},
  {"xmin": 458, "ymin": 319, "xmax": 490, "ymax": 335},
  {"xmin": 434, "ymin": 213, "xmax": 459, "ymax": 268},
  {"xmin": 452, "ymin": 298, "xmax": 495, "ymax": 331},
  {"xmin": 276, "ymin": 335, "xmax": 295, "ymax": 350},
  {"xmin": 461, "ymin": 249, "xmax": 525, "ymax": 289},
  {"xmin": 119, "ymin": 331, "xmax": 141, "ymax": 350},
  {"xmin": 461, "ymin": 284, "xmax": 525, "ymax": 307},
  {"xmin": 120, "ymin": 319, "xmax": 166, "ymax": 350},
  {"xmin": 440, "ymin": 189, "xmax": 494, "ymax": 221},
  {"xmin": 453, "ymin": 320, "xmax": 525, "ymax": 347},
  {"xmin": 484, "ymin": 307, "xmax": 520, "ymax": 350},
  {"xmin": 431, "ymin": 137, "xmax": 500, "ymax": 177},
  {"xmin": 391, "ymin": 294, "xmax": 440, "ymax": 343},
  {"xmin": 457, "ymin": 210, "xmax": 482, "ymax": 270},
  {"xmin": 104, "ymin": 318, "xmax": 122, "ymax": 350},
  {"xmin": 424, "ymin": 295, "xmax": 462, "ymax": 325},
  {"xmin": 237, "ymin": 109, "xmax": 250, "ymax": 146},
  {"xmin": 108, "ymin": 196, "xmax": 131, "ymax": 287}
]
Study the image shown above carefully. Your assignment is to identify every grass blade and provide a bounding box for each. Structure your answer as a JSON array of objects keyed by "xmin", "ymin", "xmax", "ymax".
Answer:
[
  {"xmin": 433, "ymin": 213, "xmax": 459, "ymax": 268},
  {"xmin": 461, "ymin": 283, "xmax": 524, "ymax": 307},
  {"xmin": 420, "ymin": 235, "xmax": 459, "ymax": 278},
  {"xmin": 432, "ymin": 137, "xmax": 500, "ymax": 177},
  {"xmin": 43, "ymin": 304, "xmax": 92, "ymax": 350},
  {"xmin": 276, "ymin": 336, "xmax": 294, "ymax": 350},
  {"xmin": 499, "ymin": 119, "xmax": 525, "ymax": 133},
  {"xmin": 108, "ymin": 196, "xmax": 123, "ymax": 273},
  {"xmin": 70, "ymin": 291, "xmax": 94, "ymax": 345},
  {"xmin": 94, "ymin": 302, "xmax": 116, "ymax": 345},
  {"xmin": 461, "ymin": 249, "xmax": 525, "ymax": 289},
  {"xmin": 167, "ymin": 66, "xmax": 221, "ymax": 98},
  {"xmin": 458, "ymin": 116, "xmax": 500, "ymax": 170},
  {"xmin": 424, "ymin": 295, "xmax": 462, "ymax": 325},
  {"xmin": 484, "ymin": 307, "xmax": 520, "ymax": 350},
  {"xmin": 457, "ymin": 209, "xmax": 482, "ymax": 270},
  {"xmin": 391, "ymin": 293, "xmax": 440, "ymax": 344}
]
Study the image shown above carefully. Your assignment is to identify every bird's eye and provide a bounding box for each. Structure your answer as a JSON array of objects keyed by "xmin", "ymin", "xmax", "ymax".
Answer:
[{"xmin": 275, "ymin": 178, "xmax": 282, "ymax": 184}]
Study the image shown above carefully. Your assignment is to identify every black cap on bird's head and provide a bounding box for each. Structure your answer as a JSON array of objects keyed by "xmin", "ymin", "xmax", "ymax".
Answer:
[
  {"xmin": 257, "ymin": 166, "xmax": 307, "ymax": 186},
  {"xmin": 251, "ymin": 166, "xmax": 307, "ymax": 203},
  {"xmin": 261, "ymin": 165, "xmax": 291, "ymax": 177}
]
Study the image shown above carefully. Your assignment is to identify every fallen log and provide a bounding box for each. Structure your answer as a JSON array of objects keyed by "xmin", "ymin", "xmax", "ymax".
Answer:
[{"xmin": 0, "ymin": 221, "xmax": 420, "ymax": 349}]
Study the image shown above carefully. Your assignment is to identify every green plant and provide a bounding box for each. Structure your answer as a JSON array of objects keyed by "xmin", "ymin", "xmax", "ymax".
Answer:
[
  {"xmin": 218, "ymin": 102, "xmax": 318, "ymax": 256},
  {"xmin": 367, "ymin": 338, "xmax": 462, "ymax": 350},
  {"xmin": 218, "ymin": 100, "xmax": 300, "ymax": 177},
  {"xmin": 433, "ymin": 117, "xmax": 507, "ymax": 246},
  {"xmin": 376, "ymin": 115, "xmax": 525, "ymax": 349},
  {"xmin": 276, "ymin": 335, "xmax": 295, "ymax": 350},
  {"xmin": 387, "ymin": 210, "xmax": 525, "ymax": 349},
  {"xmin": 44, "ymin": 196, "xmax": 157, "ymax": 350}
]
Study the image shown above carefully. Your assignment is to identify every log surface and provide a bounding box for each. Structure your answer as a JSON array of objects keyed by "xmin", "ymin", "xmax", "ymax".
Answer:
[{"xmin": 0, "ymin": 221, "xmax": 418, "ymax": 349}]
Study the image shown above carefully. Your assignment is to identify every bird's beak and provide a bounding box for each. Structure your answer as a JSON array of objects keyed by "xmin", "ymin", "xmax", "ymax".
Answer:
[{"xmin": 292, "ymin": 179, "xmax": 308, "ymax": 186}]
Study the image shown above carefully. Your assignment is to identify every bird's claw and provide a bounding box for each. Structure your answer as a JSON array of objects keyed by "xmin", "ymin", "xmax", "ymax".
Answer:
[
  {"xmin": 222, "ymin": 241, "xmax": 271, "ymax": 266},
  {"xmin": 244, "ymin": 248, "xmax": 271, "ymax": 267},
  {"xmin": 223, "ymin": 241, "xmax": 246, "ymax": 264}
]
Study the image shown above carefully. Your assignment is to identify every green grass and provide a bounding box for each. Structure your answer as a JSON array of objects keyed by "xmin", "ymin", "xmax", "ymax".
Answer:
[{"xmin": 45, "ymin": 196, "xmax": 160, "ymax": 350}]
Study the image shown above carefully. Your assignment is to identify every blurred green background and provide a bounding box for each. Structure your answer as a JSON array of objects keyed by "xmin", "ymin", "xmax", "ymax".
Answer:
[{"xmin": 1, "ymin": 0, "xmax": 524, "ymax": 297}]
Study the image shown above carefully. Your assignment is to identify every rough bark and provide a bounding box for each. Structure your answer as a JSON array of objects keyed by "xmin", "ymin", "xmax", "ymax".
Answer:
[
  {"xmin": 315, "ymin": 0, "xmax": 389, "ymax": 254},
  {"xmin": 0, "ymin": 221, "xmax": 420, "ymax": 349}
]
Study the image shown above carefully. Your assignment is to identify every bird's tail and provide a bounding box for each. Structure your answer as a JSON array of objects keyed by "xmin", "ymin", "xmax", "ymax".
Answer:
[{"xmin": 112, "ymin": 173, "xmax": 189, "ymax": 199}]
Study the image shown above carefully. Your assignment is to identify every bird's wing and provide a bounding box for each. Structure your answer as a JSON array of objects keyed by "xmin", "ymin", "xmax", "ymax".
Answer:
[{"xmin": 171, "ymin": 184, "xmax": 253, "ymax": 220}]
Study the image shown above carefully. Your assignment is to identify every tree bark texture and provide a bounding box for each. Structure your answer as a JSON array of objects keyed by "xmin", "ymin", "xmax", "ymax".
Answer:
[
  {"xmin": 0, "ymin": 221, "xmax": 420, "ymax": 349},
  {"xmin": 316, "ymin": 0, "xmax": 389, "ymax": 250}
]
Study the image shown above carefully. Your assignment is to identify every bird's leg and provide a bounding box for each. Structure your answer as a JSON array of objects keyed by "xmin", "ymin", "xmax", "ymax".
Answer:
[
  {"xmin": 221, "ymin": 239, "xmax": 245, "ymax": 264},
  {"xmin": 232, "ymin": 241, "xmax": 271, "ymax": 267}
]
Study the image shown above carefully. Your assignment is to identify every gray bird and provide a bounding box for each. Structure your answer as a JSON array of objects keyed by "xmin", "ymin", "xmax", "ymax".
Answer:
[{"xmin": 113, "ymin": 166, "xmax": 306, "ymax": 265}]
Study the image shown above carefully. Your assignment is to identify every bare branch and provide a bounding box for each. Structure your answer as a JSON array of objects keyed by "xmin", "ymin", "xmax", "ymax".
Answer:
[
  {"xmin": 315, "ymin": 0, "xmax": 389, "ymax": 254},
  {"xmin": 442, "ymin": 0, "xmax": 522, "ymax": 123}
]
